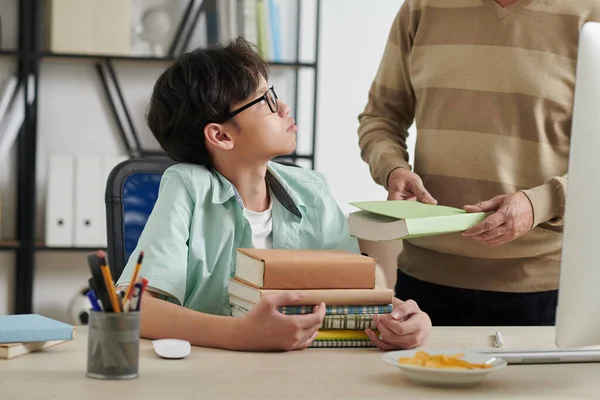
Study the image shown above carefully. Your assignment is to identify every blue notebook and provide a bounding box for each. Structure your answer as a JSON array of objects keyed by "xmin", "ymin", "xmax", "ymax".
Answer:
[{"xmin": 0, "ymin": 314, "xmax": 75, "ymax": 344}]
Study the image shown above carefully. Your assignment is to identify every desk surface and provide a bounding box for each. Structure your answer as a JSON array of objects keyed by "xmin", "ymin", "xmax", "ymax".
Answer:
[{"xmin": 1, "ymin": 326, "xmax": 598, "ymax": 399}]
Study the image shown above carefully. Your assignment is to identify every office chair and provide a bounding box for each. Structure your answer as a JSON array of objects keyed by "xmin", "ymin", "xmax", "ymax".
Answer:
[
  {"xmin": 105, "ymin": 157, "xmax": 175, "ymax": 280},
  {"xmin": 104, "ymin": 156, "xmax": 300, "ymax": 280}
]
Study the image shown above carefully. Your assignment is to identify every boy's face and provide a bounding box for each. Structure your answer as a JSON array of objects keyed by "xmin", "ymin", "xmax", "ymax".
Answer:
[{"xmin": 223, "ymin": 76, "xmax": 298, "ymax": 163}]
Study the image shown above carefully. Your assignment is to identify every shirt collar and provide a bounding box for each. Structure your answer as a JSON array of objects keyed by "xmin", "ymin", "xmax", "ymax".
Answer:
[{"xmin": 209, "ymin": 164, "xmax": 303, "ymax": 219}]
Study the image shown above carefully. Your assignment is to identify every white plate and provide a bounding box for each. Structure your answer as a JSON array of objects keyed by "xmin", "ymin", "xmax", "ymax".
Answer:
[{"xmin": 382, "ymin": 349, "xmax": 507, "ymax": 388}]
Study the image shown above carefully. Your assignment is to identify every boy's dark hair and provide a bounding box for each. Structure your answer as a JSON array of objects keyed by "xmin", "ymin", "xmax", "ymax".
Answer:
[{"xmin": 146, "ymin": 37, "xmax": 269, "ymax": 165}]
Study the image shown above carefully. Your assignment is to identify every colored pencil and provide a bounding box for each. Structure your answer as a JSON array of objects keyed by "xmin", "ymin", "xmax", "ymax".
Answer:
[{"xmin": 97, "ymin": 251, "xmax": 121, "ymax": 313}]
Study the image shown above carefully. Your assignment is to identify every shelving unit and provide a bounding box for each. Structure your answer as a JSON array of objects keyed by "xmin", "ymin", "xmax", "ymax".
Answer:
[
  {"xmin": 8, "ymin": 0, "xmax": 321, "ymax": 314},
  {"xmin": 0, "ymin": 241, "xmax": 20, "ymax": 251},
  {"xmin": 0, "ymin": 241, "xmax": 101, "ymax": 252},
  {"xmin": 41, "ymin": 52, "xmax": 317, "ymax": 68}
]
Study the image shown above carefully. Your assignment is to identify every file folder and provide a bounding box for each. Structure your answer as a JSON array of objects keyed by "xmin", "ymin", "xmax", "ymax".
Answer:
[
  {"xmin": 74, "ymin": 156, "xmax": 104, "ymax": 247},
  {"xmin": 45, "ymin": 155, "xmax": 74, "ymax": 247}
]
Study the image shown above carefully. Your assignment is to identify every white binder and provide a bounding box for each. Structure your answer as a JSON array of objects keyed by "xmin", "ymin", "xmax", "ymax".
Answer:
[
  {"xmin": 45, "ymin": 155, "xmax": 75, "ymax": 247},
  {"xmin": 73, "ymin": 156, "xmax": 104, "ymax": 247}
]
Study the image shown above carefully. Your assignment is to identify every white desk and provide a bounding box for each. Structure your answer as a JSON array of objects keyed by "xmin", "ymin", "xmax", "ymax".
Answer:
[{"xmin": 1, "ymin": 326, "xmax": 598, "ymax": 399}]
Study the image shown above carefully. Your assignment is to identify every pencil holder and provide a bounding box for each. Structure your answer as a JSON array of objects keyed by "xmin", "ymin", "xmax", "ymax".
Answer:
[{"xmin": 86, "ymin": 310, "xmax": 141, "ymax": 380}]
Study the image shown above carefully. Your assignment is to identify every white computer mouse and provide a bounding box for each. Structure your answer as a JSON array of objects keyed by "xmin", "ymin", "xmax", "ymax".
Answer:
[{"xmin": 152, "ymin": 339, "xmax": 191, "ymax": 359}]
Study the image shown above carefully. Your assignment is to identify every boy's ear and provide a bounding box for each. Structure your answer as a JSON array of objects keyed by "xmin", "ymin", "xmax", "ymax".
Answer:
[{"xmin": 204, "ymin": 123, "xmax": 235, "ymax": 151}]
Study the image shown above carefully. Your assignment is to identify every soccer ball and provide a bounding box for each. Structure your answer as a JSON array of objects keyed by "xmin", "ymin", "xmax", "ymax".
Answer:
[{"xmin": 68, "ymin": 287, "xmax": 92, "ymax": 326}]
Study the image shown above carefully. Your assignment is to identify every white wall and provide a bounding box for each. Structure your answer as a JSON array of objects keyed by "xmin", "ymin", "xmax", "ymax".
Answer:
[
  {"xmin": 316, "ymin": 0, "xmax": 415, "ymax": 214},
  {"xmin": 0, "ymin": 0, "xmax": 413, "ymax": 321}
]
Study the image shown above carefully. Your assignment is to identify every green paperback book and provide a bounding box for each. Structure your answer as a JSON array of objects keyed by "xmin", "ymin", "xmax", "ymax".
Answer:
[{"xmin": 348, "ymin": 200, "xmax": 486, "ymax": 241}]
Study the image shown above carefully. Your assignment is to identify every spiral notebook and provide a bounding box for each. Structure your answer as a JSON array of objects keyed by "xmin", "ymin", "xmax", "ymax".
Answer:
[
  {"xmin": 309, "ymin": 330, "xmax": 377, "ymax": 348},
  {"xmin": 309, "ymin": 340, "xmax": 376, "ymax": 348}
]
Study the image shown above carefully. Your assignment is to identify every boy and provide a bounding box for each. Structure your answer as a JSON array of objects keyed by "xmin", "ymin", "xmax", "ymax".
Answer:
[{"xmin": 116, "ymin": 38, "xmax": 431, "ymax": 351}]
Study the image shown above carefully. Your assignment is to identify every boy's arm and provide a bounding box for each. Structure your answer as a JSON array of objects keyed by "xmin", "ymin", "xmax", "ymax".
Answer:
[
  {"xmin": 140, "ymin": 290, "xmax": 326, "ymax": 351},
  {"xmin": 113, "ymin": 168, "xmax": 239, "ymax": 347},
  {"xmin": 140, "ymin": 291, "xmax": 239, "ymax": 349}
]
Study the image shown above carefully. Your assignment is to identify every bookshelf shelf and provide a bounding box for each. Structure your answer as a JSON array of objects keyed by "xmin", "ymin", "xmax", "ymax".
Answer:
[
  {"xmin": 0, "ymin": 241, "xmax": 105, "ymax": 252},
  {"xmin": 35, "ymin": 244, "xmax": 106, "ymax": 252},
  {"xmin": 39, "ymin": 52, "xmax": 176, "ymax": 63},
  {"xmin": 268, "ymin": 61, "xmax": 317, "ymax": 69},
  {"xmin": 0, "ymin": 241, "xmax": 20, "ymax": 251},
  {"xmin": 39, "ymin": 52, "xmax": 316, "ymax": 69},
  {"xmin": 0, "ymin": 50, "xmax": 20, "ymax": 57}
]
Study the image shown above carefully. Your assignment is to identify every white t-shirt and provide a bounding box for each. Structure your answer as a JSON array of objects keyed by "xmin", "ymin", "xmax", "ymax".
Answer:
[{"xmin": 244, "ymin": 199, "xmax": 273, "ymax": 249}]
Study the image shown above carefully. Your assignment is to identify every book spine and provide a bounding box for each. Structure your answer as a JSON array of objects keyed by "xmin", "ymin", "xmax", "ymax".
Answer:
[
  {"xmin": 277, "ymin": 304, "xmax": 393, "ymax": 315},
  {"xmin": 231, "ymin": 277, "xmax": 394, "ymax": 306},
  {"xmin": 308, "ymin": 340, "xmax": 376, "ymax": 348},
  {"xmin": 0, "ymin": 327, "xmax": 74, "ymax": 344},
  {"xmin": 263, "ymin": 263, "xmax": 376, "ymax": 289},
  {"xmin": 320, "ymin": 315, "xmax": 378, "ymax": 330},
  {"xmin": 231, "ymin": 304, "xmax": 383, "ymax": 331},
  {"xmin": 406, "ymin": 212, "xmax": 487, "ymax": 236},
  {"xmin": 261, "ymin": 288, "xmax": 393, "ymax": 306}
]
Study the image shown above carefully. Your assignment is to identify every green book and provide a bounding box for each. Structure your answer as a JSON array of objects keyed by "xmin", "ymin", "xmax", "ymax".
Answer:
[
  {"xmin": 348, "ymin": 200, "xmax": 486, "ymax": 241},
  {"xmin": 256, "ymin": 0, "xmax": 269, "ymax": 58}
]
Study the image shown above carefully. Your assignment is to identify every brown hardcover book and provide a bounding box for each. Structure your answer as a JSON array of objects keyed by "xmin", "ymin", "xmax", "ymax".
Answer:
[
  {"xmin": 235, "ymin": 248, "xmax": 376, "ymax": 289},
  {"xmin": 228, "ymin": 278, "xmax": 393, "ymax": 306}
]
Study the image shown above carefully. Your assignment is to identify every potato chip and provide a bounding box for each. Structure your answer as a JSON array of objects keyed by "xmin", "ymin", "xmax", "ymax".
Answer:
[{"xmin": 398, "ymin": 351, "xmax": 492, "ymax": 369}]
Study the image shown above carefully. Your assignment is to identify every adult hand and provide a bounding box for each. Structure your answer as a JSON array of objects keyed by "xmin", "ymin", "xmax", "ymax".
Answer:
[
  {"xmin": 237, "ymin": 292, "xmax": 326, "ymax": 351},
  {"xmin": 387, "ymin": 168, "xmax": 437, "ymax": 204},
  {"xmin": 462, "ymin": 192, "xmax": 534, "ymax": 246},
  {"xmin": 365, "ymin": 298, "xmax": 431, "ymax": 350}
]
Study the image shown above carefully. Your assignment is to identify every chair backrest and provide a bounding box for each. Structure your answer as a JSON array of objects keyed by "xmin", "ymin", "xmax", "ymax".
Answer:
[{"xmin": 105, "ymin": 157, "xmax": 175, "ymax": 279}]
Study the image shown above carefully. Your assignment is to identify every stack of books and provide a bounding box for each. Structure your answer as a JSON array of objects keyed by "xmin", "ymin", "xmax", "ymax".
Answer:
[{"xmin": 228, "ymin": 248, "xmax": 394, "ymax": 348}]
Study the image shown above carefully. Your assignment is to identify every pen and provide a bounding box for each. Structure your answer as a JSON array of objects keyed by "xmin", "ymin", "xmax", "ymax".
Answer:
[
  {"xmin": 86, "ymin": 289, "xmax": 102, "ymax": 312},
  {"xmin": 126, "ymin": 277, "xmax": 149, "ymax": 313},
  {"xmin": 123, "ymin": 277, "xmax": 143, "ymax": 312},
  {"xmin": 117, "ymin": 289, "xmax": 125, "ymax": 311},
  {"xmin": 494, "ymin": 331, "xmax": 503, "ymax": 348},
  {"xmin": 87, "ymin": 255, "xmax": 113, "ymax": 312},
  {"xmin": 136, "ymin": 278, "xmax": 149, "ymax": 312},
  {"xmin": 128, "ymin": 282, "xmax": 143, "ymax": 313}
]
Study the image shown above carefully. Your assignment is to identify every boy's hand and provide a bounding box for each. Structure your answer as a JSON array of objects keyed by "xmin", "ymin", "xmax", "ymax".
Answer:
[
  {"xmin": 236, "ymin": 292, "xmax": 326, "ymax": 351},
  {"xmin": 365, "ymin": 298, "xmax": 431, "ymax": 351}
]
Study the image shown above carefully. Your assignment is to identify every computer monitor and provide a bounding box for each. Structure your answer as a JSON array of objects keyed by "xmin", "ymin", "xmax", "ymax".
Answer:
[{"xmin": 555, "ymin": 21, "xmax": 600, "ymax": 349}]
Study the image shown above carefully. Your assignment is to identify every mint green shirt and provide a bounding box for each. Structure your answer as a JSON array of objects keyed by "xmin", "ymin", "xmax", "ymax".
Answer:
[{"xmin": 116, "ymin": 161, "xmax": 360, "ymax": 316}]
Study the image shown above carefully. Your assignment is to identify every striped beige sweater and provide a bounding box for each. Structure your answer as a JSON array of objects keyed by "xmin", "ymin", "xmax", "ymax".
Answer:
[{"xmin": 358, "ymin": 0, "xmax": 600, "ymax": 292}]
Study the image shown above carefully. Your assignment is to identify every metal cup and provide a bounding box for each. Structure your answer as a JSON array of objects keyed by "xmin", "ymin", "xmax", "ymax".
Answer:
[{"xmin": 86, "ymin": 310, "xmax": 140, "ymax": 380}]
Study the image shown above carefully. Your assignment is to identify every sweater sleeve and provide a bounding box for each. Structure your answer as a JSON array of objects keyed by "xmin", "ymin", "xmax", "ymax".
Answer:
[
  {"xmin": 521, "ymin": 174, "xmax": 567, "ymax": 227},
  {"xmin": 357, "ymin": 2, "xmax": 416, "ymax": 189}
]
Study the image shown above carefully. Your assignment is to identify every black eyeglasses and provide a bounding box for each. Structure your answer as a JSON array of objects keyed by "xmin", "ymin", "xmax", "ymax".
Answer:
[{"xmin": 226, "ymin": 86, "xmax": 279, "ymax": 120}]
